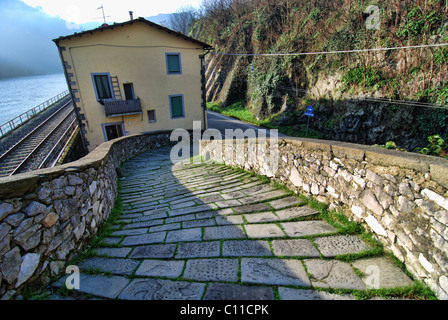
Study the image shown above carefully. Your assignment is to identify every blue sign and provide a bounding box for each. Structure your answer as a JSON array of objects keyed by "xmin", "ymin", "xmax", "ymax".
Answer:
[{"xmin": 304, "ymin": 106, "xmax": 314, "ymax": 117}]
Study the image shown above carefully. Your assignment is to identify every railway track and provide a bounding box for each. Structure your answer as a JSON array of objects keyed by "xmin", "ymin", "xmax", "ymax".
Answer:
[{"xmin": 0, "ymin": 101, "xmax": 77, "ymax": 177}]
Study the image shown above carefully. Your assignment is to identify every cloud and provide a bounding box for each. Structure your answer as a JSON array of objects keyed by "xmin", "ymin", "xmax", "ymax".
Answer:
[{"xmin": 19, "ymin": 0, "xmax": 202, "ymax": 24}]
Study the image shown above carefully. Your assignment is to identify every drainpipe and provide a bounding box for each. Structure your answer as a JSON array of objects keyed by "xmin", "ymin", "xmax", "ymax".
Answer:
[{"xmin": 200, "ymin": 49, "xmax": 211, "ymax": 131}]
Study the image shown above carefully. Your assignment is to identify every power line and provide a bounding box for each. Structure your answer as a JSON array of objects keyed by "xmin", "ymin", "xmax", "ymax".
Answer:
[
  {"xmin": 211, "ymin": 75, "xmax": 448, "ymax": 110},
  {"xmin": 210, "ymin": 43, "xmax": 448, "ymax": 57}
]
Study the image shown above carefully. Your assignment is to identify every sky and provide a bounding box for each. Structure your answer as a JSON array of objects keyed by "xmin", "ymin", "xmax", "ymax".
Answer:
[
  {"xmin": 0, "ymin": 0, "xmax": 202, "ymax": 79},
  {"xmin": 20, "ymin": 0, "xmax": 202, "ymax": 25}
]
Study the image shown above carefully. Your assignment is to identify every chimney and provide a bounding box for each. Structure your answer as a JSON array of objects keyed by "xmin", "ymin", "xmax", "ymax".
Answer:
[{"xmin": 129, "ymin": 11, "xmax": 133, "ymax": 21}]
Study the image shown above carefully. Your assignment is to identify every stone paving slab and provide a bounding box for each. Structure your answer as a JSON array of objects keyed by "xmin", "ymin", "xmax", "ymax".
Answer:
[
  {"xmin": 101, "ymin": 237, "xmax": 122, "ymax": 245},
  {"xmin": 242, "ymin": 184, "xmax": 276, "ymax": 195},
  {"xmin": 232, "ymin": 203, "xmax": 271, "ymax": 214},
  {"xmin": 313, "ymin": 235, "xmax": 372, "ymax": 257},
  {"xmin": 122, "ymin": 219, "xmax": 164, "ymax": 230},
  {"xmin": 271, "ymin": 239, "xmax": 320, "ymax": 257},
  {"xmin": 120, "ymin": 231, "xmax": 166, "ymax": 246},
  {"xmin": 304, "ymin": 259, "xmax": 366, "ymax": 290},
  {"xmin": 268, "ymin": 196, "xmax": 304, "ymax": 209},
  {"xmin": 241, "ymin": 258, "xmax": 311, "ymax": 287},
  {"xmin": 118, "ymin": 278, "xmax": 206, "ymax": 300},
  {"xmin": 183, "ymin": 259, "xmax": 239, "ymax": 282},
  {"xmin": 165, "ymin": 214, "xmax": 196, "ymax": 224},
  {"xmin": 168, "ymin": 204, "xmax": 218, "ymax": 217},
  {"xmin": 245, "ymin": 223, "xmax": 285, "ymax": 238},
  {"xmin": 222, "ymin": 240, "xmax": 272, "ymax": 257},
  {"xmin": 149, "ymin": 223, "xmax": 181, "ymax": 232},
  {"xmin": 165, "ymin": 228, "xmax": 202, "ymax": 243},
  {"xmin": 215, "ymin": 215, "xmax": 244, "ymax": 225},
  {"xmin": 135, "ymin": 260, "xmax": 184, "ymax": 278},
  {"xmin": 129, "ymin": 244, "xmax": 176, "ymax": 259},
  {"xmin": 95, "ymin": 247, "xmax": 132, "ymax": 258},
  {"xmin": 351, "ymin": 257, "xmax": 414, "ymax": 289},
  {"xmin": 182, "ymin": 218, "xmax": 216, "ymax": 228},
  {"xmin": 215, "ymin": 199, "xmax": 243, "ymax": 208},
  {"xmin": 78, "ymin": 257, "xmax": 141, "ymax": 276},
  {"xmin": 169, "ymin": 200, "xmax": 197, "ymax": 210},
  {"xmin": 281, "ymin": 221, "xmax": 337, "ymax": 237},
  {"xmin": 275, "ymin": 206, "xmax": 319, "ymax": 220},
  {"xmin": 176, "ymin": 241, "xmax": 220, "ymax": 259},
  {"xmin": 238, "ymin": 190, "xmax": 287, "ymax": 205},
  {"xmin": 244, "ymin": 211, "xmax": 279, "ymax": 223},
  {"xmin": 111, "ymin": 228, "xmax": 148, "ymax": 236},
  {"xmin": 203, "ymin": 225, "xmax": 246, "ymax": 240},
  {"xmin": 53, "ymin": 274, "xmax": 130, "ymax": 299}
]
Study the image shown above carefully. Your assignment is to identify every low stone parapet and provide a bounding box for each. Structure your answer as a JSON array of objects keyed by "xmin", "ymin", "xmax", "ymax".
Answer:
[
  {"xmin": 200, "ymin": 137, "xmax": 448, "ymax": 299},
  {"xmin": 0, "ymin": 131, "xmax": 172, "ymax": 299}
]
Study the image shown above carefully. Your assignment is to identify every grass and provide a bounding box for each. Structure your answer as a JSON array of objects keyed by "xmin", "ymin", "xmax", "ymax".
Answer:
[{"xmin": 207, "ymin": 100, "xmax": 322, "ymax": 139}]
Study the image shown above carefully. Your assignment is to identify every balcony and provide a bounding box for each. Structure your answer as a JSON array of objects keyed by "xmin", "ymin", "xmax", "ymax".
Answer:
[{"xmin": 103, "ymin": 99, "xmax": 142, "ymax": 118}]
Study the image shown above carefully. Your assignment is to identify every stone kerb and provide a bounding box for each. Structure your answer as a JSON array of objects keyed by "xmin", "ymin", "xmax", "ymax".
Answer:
[
  {"xmin": 199, "ymin": 137, "xmax": 448, "ymax": 300},
  {"xmin": 0, "ymin": 131, "xmax": 172, "ymax": 299}
]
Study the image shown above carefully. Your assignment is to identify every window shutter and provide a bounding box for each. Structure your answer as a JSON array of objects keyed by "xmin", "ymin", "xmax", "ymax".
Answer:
[
  {"xmin": 167, "ymin": 54, "xmax": 180, "ymax": 73},
  {"xmin": 170, "ymin": 96, "xmax": 184, "ymax": 118}
]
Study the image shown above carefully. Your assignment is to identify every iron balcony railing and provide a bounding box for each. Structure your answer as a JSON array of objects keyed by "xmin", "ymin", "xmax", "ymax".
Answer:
[{"xmin": 103, "ymin": 98, "xmax": 142, "ymax": 117}]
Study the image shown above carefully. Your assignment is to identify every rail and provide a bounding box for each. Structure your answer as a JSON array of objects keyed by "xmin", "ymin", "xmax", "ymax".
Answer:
[
  {"xmin": 39, "ymin": 117, "xmax": 78, "ymax": 168},
  {"xmin": 0, "ymin": 100, "xmax": 73, "ymax": 177},
  {"xmin": 0, "ymin": 90, "xmax": 70, "ymax": 138},
  {"xmin": 9, "ymin": 108, "xmax": 75, "ymax": 175}
]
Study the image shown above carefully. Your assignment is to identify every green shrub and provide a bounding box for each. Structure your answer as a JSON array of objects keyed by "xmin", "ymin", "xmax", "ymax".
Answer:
[
  {"xmin": 342, "ymin": 66, "xmax": 384, "ymax": 88},
  {"xmin": 416, "ymin": 135, "xmax": 448, "ymax": 158}
]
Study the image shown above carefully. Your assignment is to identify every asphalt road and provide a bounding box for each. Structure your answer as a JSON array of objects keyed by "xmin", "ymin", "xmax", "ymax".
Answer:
[{"xmin": 206, "ymin": 110, "xmax": 288, "ymax": 139}]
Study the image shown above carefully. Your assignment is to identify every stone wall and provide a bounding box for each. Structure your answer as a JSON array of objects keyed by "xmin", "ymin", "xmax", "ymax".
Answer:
[
  {"xmin": 200, "ymin": 137, "xmax": 448, "ymax": 300},
  {"xmin": 0, "ymin": 131, "xmax": 172, "ymax": 299}
]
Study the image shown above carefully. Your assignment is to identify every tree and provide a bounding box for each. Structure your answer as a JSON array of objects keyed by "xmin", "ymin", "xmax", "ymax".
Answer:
[{"xmin": 169, "ymin": 6, "xmax": 198, "ymax": 35}]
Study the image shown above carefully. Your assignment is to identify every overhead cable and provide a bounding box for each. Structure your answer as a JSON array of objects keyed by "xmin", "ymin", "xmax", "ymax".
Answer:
[{"xmin": 210, "ymin": 43, "xmax": 448, "ymax": 56}]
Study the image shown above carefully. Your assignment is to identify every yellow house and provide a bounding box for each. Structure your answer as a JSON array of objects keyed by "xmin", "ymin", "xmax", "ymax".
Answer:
[{"xmin": 53, "ymin": 17, "xmax": 212, "ymax": 152}]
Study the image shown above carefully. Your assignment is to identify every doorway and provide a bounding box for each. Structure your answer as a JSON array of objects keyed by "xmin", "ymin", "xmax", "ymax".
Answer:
[
  {"xmin": 123, "ymin": 83, "xmax": 135, "ymax": 100},
  {"xmin": 102, "ymin": 122, "xmax": 124, "ymax": 141}
]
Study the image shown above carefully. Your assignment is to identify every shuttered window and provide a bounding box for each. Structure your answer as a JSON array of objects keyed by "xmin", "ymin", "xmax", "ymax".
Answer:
[
  {"xmin": 147, "ymin": 110, "xmax": 156, "ymax": 122},
  {"xmin": 92, "ymin": 74, "xmax": 112, "ymax": 100},
  {"xmin": 166, "ymin": 53, "xmax": 182, "ymax": 74},
  {"xmin": 170, "ymin": 95, "xmax": 184, "ymax": 118}
]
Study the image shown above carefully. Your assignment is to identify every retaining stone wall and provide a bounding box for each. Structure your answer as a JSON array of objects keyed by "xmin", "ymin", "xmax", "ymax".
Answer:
[
  {"xmin": 200, "ymin": 137, "xmax": 448, "ymax": 299},
  {"xmin": 0, "ymin": 131, "xmax": 172, "ymax": 299}
]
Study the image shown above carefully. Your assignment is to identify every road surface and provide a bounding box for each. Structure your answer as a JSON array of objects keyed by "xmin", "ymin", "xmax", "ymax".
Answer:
[{"xmin": 206, "ymin": 110, "xmax": 288, "ymax": 139}]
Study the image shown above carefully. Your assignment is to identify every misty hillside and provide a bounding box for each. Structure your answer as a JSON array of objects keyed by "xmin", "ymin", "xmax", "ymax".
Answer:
[
  {"xmin": 147, "ymin": 13, "xmax": 173, "ymax": 26},
  {"xmin": 191, "ymin": 0, "xmax": 448, "ymax": 151},
  {"xmin": 0, "ymin": 0, "xmax": 178, "ymax": 80},
  {"xmin": 0, "ymin": 0, "xmax": 73, "ymax": 78}
]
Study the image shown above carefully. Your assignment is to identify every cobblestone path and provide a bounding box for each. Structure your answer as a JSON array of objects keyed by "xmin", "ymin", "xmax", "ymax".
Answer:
[{"xmin": 51, "ymin": 146, "xmax": 416, "ymax": 300}]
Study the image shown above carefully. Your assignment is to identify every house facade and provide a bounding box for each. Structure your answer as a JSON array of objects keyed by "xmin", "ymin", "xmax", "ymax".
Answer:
[{"xmin": 53, "ymin": 18, "xmax": 212, "ymax": 152}]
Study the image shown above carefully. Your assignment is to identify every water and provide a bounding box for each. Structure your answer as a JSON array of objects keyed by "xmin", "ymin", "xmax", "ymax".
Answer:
[{"xmin": 0, "ymin": 73, "xmax": 68, "ymax": 125}]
